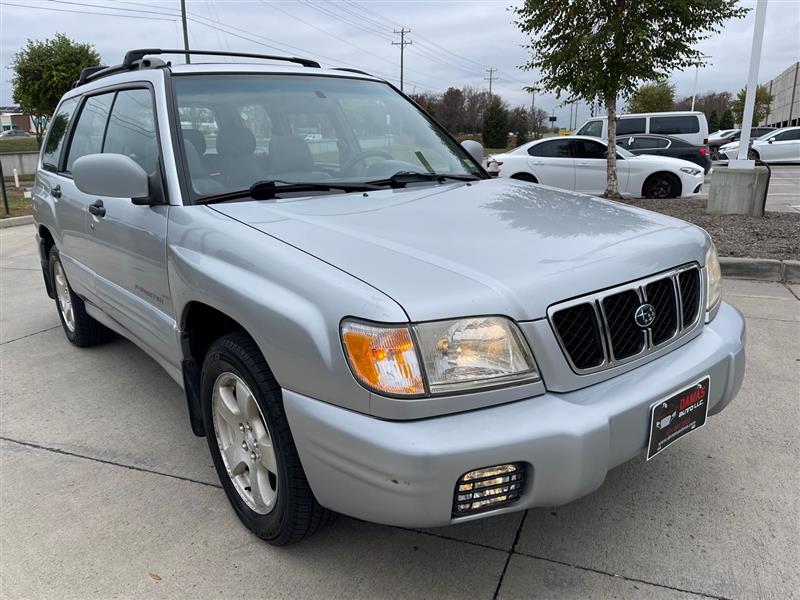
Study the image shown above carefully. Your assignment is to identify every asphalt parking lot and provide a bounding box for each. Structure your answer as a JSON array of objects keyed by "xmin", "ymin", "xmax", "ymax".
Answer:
[{"xmin": 1, "ymin": 224, "xmax": 798, "ymax": 600}]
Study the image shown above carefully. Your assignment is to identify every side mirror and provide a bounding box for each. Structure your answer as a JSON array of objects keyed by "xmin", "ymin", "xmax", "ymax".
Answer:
[
  {"xmin": 461, "ymin": 140, "xmax": 484, "ymax": 164},
  {"xmin": 767, "ymin": 138, "xmax": 775, "ymax": 144},
  {"xmin": 73, "ymin": 154, "xmax": 151, "ymax": 203}
]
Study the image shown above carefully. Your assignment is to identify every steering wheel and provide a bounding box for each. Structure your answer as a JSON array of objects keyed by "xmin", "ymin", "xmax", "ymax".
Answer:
[{"xmin": 340, "ymin": 149, "xmax": 393, "ymax": 175}]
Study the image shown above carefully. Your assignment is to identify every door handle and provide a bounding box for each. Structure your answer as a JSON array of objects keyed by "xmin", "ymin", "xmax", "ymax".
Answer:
[
  {"xmin": 531, "ymin": 161, "xmax": 545, "ymax": 165},
  {"xmin": 51, "ymin": 185, "xmax": 62, "ymax": 198},
  {"xmin": 577, "ymin": 162, "xmax": 590, "ymax": 167},
  {"xmin": 88, "ymin": 199, "xmax": 106, "ymax": 217}
]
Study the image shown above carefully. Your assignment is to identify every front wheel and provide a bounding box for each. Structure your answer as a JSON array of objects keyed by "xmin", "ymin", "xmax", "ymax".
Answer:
[
  {"xmin": 642, "ymin": 173, "xmax": 680, "ymax": 199},
  {"xmin": 201, "ymin": 332, "xmax": 334, "ymax": 545}
]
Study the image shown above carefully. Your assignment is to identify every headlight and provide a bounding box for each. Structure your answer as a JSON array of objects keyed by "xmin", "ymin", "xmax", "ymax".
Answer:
[
  {"xmin": 680, "ymin": 166, "xmax": 701, "ymax": 176},
  {"xmin": 341, "ymin": 316, "xmax": 539, "ymax": 397},
  {"xmin": 705, "ymin": 242, "xmax": 722, "ymax": 314}
]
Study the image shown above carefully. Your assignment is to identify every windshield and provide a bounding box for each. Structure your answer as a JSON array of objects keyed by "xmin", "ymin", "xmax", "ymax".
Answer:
[
  {"xmin": 173, "ymin": 74, "xmax": 482, "ymax": 199},
  {"xmin": 616, "ymin": 145, "xmax": 635, "ymax": 158}
]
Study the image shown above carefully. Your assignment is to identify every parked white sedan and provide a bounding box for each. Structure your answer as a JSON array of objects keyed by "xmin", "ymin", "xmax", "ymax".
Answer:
[
  {"xmin": 720, "ymin": 126, "xmax": 800, "ymax": 163},
  {"xmin": 490, "ymin": 136, "xmax": 705, "ymax": 198}
]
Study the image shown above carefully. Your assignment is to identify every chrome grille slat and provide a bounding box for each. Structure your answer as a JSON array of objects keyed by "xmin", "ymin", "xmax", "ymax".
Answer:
[{"xmin": 549, "ymin": 265, "xmax": 703, "ymax": 375}]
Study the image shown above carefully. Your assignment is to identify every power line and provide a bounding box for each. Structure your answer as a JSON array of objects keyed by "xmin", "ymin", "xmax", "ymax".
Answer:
[
  {"xmin": 392, "ymin": 28, "xmax": 412, "ymax": 92},
  {"xmin": 2, "ymin": 1, "xmax": 176, "ymax": 21}
]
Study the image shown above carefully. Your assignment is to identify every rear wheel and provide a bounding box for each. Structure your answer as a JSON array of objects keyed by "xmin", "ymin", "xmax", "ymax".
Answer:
[
  {"xmin": 511, "ymin": 172, "xmax": 538, "ymax": 183},
  {"xmin": 49, "ymin": 247, "xmax": 110, "ymax": 347},
  {"xmin": 201, "ymin": 331, "xmax": 334, "ymax": 545},
  {"xmin": 642, "ymin": 173, "xmax": 680, "ymax": 199}
]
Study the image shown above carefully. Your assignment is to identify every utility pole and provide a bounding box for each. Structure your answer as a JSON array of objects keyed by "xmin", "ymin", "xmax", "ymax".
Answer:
[
  {"xmin": 485, "ymin": 68, "xmax": 498, "ymax": 97},
  {"xmin": 180, "ymin": 0, "xmax": 191, "ymax": 64},
  {"xmin": 392, "ymin": 28, "xmax": 411, "ymax": 91}
]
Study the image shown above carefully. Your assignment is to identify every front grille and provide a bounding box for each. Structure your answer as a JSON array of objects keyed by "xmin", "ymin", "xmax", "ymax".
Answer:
[
  {"xmin": 551, "ymin": 304, "xmax": 604, "ymax": 369},
  {"xmin": 549, "ymin": 265, "xmax": 703, "ymax": 374}
]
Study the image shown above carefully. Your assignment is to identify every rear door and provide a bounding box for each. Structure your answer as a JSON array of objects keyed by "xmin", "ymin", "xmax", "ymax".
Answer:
[
  {"xmin": 82, "ymin": 86, "xmax": 175, "ymax": 363},
  {"xmin": 648, "ymin": 115, "xmax": 704, "ymax": 145},
  {"xmin": 55, "ymin": 92, "xmax": 116, "ymax": 296},
  {"xmin": 526, "ymin": 139, "xmax": 575, "ymax": 190},
  {"xmin": 571, "ymin": 138, "xmax": 614, "ymax": 194}
]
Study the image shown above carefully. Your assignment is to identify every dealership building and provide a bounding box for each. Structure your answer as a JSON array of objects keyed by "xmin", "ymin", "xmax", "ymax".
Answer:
[{"xmin": 760, "ymin": 61, "xmax": 800, "ymax": 128}]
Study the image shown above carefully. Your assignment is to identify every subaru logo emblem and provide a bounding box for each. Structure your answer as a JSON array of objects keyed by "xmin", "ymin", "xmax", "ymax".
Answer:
[{"xmin": 634, "ymin": 303, "xmax": 656, "ymax": 328}]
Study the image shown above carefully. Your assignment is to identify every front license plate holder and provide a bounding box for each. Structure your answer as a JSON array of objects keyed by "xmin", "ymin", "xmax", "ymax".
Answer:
[{"xmin": 647, "ymin": 377, "xmax": 710, "ymax": 460}]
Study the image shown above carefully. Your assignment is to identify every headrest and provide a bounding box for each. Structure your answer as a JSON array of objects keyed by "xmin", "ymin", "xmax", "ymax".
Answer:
[
  {"xmin": 216, "ymin": 126, "xmax": 256, "ymax": 157},
  {"xmin": 182, "ymin": 128, "xmax": 206, "ymax": 156}
]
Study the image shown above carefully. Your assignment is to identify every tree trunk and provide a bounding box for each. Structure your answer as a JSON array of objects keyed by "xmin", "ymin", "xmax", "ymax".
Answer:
[{"xmin": 604, "ymin": 95, "xmax": 622, "ymax": 199}]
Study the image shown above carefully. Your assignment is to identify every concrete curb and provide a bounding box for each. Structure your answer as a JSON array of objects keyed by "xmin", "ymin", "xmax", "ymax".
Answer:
[
  {"xmin": 720, "ymin": 257, "xmax": 798, "ymax": 283},
  {"xmin": 0, "ymin": 215, "xmax": 33, "ymax": 229}
]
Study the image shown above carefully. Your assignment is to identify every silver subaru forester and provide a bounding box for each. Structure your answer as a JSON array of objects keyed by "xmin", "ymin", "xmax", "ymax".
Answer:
[{"xmin": 32, "ymin": 49, "xmax": 745, "ymax": 545}]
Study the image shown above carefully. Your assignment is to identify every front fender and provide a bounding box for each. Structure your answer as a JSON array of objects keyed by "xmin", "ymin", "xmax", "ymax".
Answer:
[{"xmin": 166, "ymin": 205, "xmax": 407, "ymax": 415}]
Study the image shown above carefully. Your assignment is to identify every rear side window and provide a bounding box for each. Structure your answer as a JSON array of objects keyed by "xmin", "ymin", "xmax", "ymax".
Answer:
[
  {"xmin": 650, "ymin": 116, "xmax": 700, "ymax": 135},
  {"xmin": 66, "ymin": 93, "xmax": 114, "ymax": 172},
  {"xmin": 617, "ymin": 118, "xmax": 646, "ymax": 135},
  {"xmin": 528, "ymin": 139, "xmax": 572, "ymax": 158},
  {"xmin": 630, "ymin": 136, "xmax": 669, "ymax": 149},
  {"xmin": 103, "ymin": 89, "xmax": 159, "ymax": 174},
  {"xmin": 577, "ymin": 120, "xmax": 603, "ymax": 137},
  {"xmin": 42, "ymin": 98, "xmax": 79, "ymax": 171},
  {"xmin": 572, "ymin": 139, "xmax": 607, "ymax": 158}
]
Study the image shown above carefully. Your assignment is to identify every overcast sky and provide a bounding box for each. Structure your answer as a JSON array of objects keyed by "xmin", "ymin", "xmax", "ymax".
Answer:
[{"xmin": 1, "ymin": 0, "xmax": 798, "ymax": 127}]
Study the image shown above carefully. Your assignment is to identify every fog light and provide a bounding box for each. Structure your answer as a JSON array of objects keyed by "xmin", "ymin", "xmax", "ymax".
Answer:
[{"xmin": 453, "ymin": 463, "xmax": 525, "ymax": 516}]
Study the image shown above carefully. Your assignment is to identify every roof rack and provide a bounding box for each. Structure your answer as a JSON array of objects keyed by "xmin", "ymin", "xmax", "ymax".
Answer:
[
  {"xmin": 76, "ymin": 48, "xmax": 321, "ymax": 87},
  {"xmin": 333, "ymin": 67, "xmax": 374, "ymax": 77}
]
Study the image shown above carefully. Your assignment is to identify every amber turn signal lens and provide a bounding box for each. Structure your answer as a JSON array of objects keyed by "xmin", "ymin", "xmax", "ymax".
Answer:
[{"xmin": 341, "ymin": 321, "xmax": 424, "ymax": 396}]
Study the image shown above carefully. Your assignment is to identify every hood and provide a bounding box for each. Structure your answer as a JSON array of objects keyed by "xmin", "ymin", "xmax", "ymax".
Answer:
[{"xmin": 212, "ymin": 178, "xmax": 707, "ymax": 321}]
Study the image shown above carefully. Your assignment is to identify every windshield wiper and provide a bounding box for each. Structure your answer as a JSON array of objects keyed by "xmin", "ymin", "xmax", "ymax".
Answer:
[
  {"xmin": 196, "ymin": 179, "xmax": 377, "ymax": 205},
  {"xmin": 366, "ymin": 171, "xmax": 480, "ymax": 189}
]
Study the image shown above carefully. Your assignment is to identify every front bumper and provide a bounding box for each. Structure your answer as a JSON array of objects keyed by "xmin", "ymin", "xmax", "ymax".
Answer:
[{"xmin": 284, "ymin": 302, "xmax": 745, "ymax": 528}]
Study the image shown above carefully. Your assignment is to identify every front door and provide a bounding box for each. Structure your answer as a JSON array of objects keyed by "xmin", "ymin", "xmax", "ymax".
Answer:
[{"xmin": 82, "ymin": 87, "xmax": 176, "ymax": 365}]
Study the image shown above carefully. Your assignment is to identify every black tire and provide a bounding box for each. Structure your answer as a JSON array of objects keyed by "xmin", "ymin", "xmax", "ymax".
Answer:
[
  {"xmin": 747, "ymin": 148, "xmax": 759, "ymax": 161},
  {"xmin": 710, "ymin": 147, "xmax": 720, "ymax": 161},
  {"xmin": 642, "ymin": 172, "xmax": 680, "ymax": 199},
  {"xmin": 201, "ymin": 331, "xmax": 334, "ymax": 545},
  {"xmin": 48, "ymin": 246, "xmax": 110, "ymax": 347},
  {"xmin": 511, "ymin": 172, "xmax": 538, "ymax": 183}
]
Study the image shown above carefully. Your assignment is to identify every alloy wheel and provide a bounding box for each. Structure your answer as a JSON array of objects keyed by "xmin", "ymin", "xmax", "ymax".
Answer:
[
  {"xmin": 211, "ymin": 372, "xmax": 279, "ymax": 514},
  {"xmin": 53, "ymin": 261, "xmax": 75, "ymax": 332}
]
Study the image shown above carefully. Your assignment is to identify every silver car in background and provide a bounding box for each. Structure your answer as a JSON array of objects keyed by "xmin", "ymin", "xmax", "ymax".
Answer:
[{"xmin": 32, "ymin": 49, "xmax": 745, "ymax": 545}]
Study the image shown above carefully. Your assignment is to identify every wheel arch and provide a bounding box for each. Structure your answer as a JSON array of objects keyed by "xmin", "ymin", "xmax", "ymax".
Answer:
[
  {"xmin": 38, "ymin": 225, "xmax": 57, "ymax": 298},
  {"xmin": 510, "ymin": 172, "xmax": 538, "ymax": 183},
  {"xmin": 179, "ymin": 301, "xmax": 263, "ymax": 437}
]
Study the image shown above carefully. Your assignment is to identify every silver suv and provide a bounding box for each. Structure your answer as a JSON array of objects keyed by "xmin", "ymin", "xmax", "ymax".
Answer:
[{"xmin": 33, "ymin": 49, "xmax": 746, "ymax": 545}]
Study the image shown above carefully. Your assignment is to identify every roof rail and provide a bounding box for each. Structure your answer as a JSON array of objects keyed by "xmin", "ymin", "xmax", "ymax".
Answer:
[
  {"xmin": 332, "ymin": 67, "xmax": 373, "ymax": 77},
  {"xmin": 76, "ymin": 48, "xmax": 321, "ymax": 87}
]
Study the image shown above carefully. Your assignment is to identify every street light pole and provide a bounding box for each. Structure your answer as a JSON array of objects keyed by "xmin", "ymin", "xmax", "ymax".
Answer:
[
  {"xmin": 690, "ymin": 54, "xmax": 710, "ymax": 112},
  {"xmin": 734, "ymin": 0, "xmax": 768, "ymax": 166}
]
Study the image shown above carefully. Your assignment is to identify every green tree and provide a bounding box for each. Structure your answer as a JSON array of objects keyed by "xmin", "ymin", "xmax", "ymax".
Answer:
[
  {"xmin": 628, "ymin": 80, "xmax": 675, "ymax": 113},
  {"xmin": 708, "ymin": 110, "xmax": 720, "ymax": 132},
  {"xmin": 481, "ymin": 96, "xmax": 509, "ymax": 149},
  {"xmin": 719, "ymin": 109, "xmax": 735, "ymax": 129},
  {"xmin": 513, "ymin": 0, "xmax": 746, "ymax": 198},
  {"xmin": 515, "ymin": 112, "xmax": 529, "ymax": 147},
  {"xmin": 11, "ymin": 33, "xmax": 100, "ymax": 145},
  {"xmin": 730, "ymin": 84, "xmax": 774, "ymax": 126}
]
